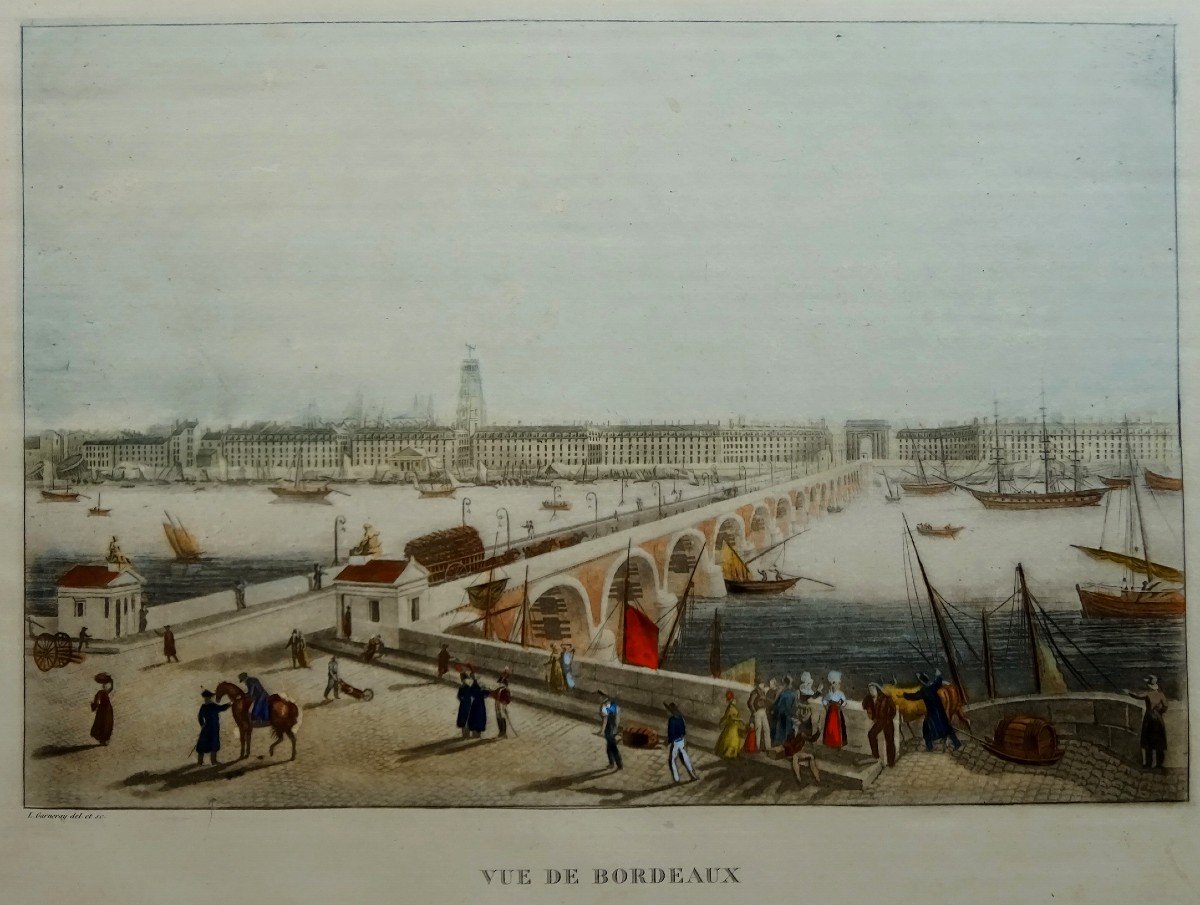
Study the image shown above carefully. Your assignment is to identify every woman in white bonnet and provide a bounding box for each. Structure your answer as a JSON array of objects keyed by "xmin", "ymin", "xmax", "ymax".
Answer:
[{"xmin": 822, "ymin": 670, "xmax": 848, "ymax": 750}]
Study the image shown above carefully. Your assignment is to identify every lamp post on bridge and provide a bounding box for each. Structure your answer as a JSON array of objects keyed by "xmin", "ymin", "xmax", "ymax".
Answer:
[
  {"xmin": 461, "ymin": 497, "xmax": 472, "ymax": 526},
  {"xmin": 619, "ymin": 477, "xmax": 627, "ymax": 506},
  {"xmin": 651, "ymin": 481, "xmax": 663, "ymax": 519},
  {"xmin": 738, "ymin": 465, "xmax": 747, "ymax": 493},
  {"xmin": 496, "ymin": 507, "xmax": 511, "ymax": 552},
  {"xmin": 585, "ymin": 491, "xmax": 598, "ymax": 524}
]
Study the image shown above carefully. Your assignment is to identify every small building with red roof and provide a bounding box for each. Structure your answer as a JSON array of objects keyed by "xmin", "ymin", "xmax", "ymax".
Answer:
[
  {"xmin": 332, "ymin": 554, "xmax": 429, "ymax": 647},
  {"xmin": 56, "ymin": 564, "xmax": 145, "ymax": 640}
]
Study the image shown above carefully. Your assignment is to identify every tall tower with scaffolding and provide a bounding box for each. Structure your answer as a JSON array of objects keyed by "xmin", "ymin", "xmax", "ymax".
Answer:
[{"xmin": 454, "ymin": 345, "xmax": 486, "ymax": 469}]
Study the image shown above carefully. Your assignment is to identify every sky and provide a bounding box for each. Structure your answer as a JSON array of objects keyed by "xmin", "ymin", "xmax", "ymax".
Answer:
[{"xmin": 22, "ymin": 21, "xmax": 1177, "ymax": 431}]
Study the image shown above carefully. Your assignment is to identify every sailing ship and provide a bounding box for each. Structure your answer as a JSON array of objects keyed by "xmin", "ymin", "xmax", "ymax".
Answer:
[
  {"xmin": 719, "ymin": 532, "xmax": 805, "ymax": 595},
  {"xmin": 417, "ymin": 457, "xmax": 457, "ymax": 498},
  {"xmin": 899, "ymin": 448, "xmax": 954, "ymax": 496},
  {"xmin": 1145, "ymin": 469, "xmax": 1183, "ymax": 492},
  {"xmin": 162, "ymin": 511, "xmax": 204, "ymax": 561},
  {"xmin": 916, "ymin": 523, "xmax": 963, "ymax": 539},
  {"xmin": 40, "ymin": 460, "xmax": 81, "ymax": 502},
  {"xmin": 966, "ymin": 404, "xmax": 1108, "ymax": 510},
  {"xmin": 541, "ymin": 483, "xmax": 571, "ymax": 511},
  {"xmin": 269, "ymin": 451, "xmax": 334, "ymax": 502},
  {"xmin": 883, "ymin": 472, "xmax": 901, "ymax": 503},
  {"xmin": 87, "ymin": 492, "xmax": 111, "ymax": 517}
]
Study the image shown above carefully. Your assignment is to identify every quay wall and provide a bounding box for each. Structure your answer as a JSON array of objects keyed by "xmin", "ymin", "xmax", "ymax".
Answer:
[
  {"xmin": 964, "ymin": 693, "xmax": 1188, "ymax": 771},
  {"xmin": 386, "ymin": 625, "xmax": 880, "ymax": 756},
  {"xmin": 144, "ymin": 575, "xmax": 312, "ymax": 631}
]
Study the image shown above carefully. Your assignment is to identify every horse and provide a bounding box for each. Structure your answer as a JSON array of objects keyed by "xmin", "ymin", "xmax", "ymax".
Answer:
[
  {"xmin": 883, "ymin": 681, "xmax": 972, "ymax": 742},
  {"xmin": 214, "ymin": 681, "xmax": 302, "ymax": 761}
]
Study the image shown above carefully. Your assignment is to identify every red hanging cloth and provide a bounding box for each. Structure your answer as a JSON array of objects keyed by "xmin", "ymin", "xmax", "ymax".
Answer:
[{"xmin": 622, "ymin": 604, "xmax": 660, "ymax": 670}]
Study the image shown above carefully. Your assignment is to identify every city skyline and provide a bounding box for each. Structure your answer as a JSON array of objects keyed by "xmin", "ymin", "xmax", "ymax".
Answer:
[{"xmin": 23, "ymin": 23, "xmax": 1178, "ymax": 430}]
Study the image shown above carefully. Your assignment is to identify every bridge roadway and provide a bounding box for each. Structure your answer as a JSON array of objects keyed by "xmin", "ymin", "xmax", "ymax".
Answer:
[{"xmin": 423, "ymin": 461, "xmax": 868, "ymax": 656}]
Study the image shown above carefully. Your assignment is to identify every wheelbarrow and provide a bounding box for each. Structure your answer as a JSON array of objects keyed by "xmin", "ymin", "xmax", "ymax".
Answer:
[{"xmin": 338, "ymin": 678, "xmax": 374, "ymax": 702}]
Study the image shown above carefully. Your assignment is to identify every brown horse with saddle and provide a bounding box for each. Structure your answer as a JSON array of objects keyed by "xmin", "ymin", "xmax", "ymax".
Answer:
[{"xmin": 215, "ymin": 681, "xmax": 302, "ymax": 760}]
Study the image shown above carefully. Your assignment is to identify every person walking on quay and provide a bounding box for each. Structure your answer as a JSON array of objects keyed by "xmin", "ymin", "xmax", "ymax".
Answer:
[
  {"xmin": 363, "ymin": 634, "xmax": 384, "ymax": 663},
  {"xmin": 312, "ymin": 563, "xmax": 324, "ymax": 591},
  {"xmin": 89, "ymin": 673, "xmax": 114, "ymax": 746},
  {"xmin": 436, "ymin": 643, "xmax": 453, "ymax": 680},
  {"xmin": 544, "ymin": 644, "xmax": 566, "ymax": 693},
  {"xmin": 822, "ymin": 671, "xmax": 848, "ymax": 750},
  {"xmin": 494, "ymin": 669, "xmax": 513, "ymax": 738},
  {"xmin": 77, "ymin": 626, "xmax": 92, "ymax": 653},
  {"xmin": 746, "ymin": 682, "xmax": 770, "ymax": 754},
  {"xmin": 863, "ymin": 682, "xmax": 897, "ymax": 767},
  {"xmin": 456, "ymin": 671, "xmax": 473, "ymax": 738},
  {"xmin": 715, "ymin": 690, "xmax": 745, "ymax": 759},
  {"xmin": 560, "ymin": 643, "xmax": 577, "ymax": 690},
  {"xmin": 598, "ymin": 691, "xmax": 623, "ymax": 771},
  {"xmin": 323, "ymin": 655, "xmax": 341, "ymax": 701},
  {"xmin": 467, "ymin": 674, "xmax": 491, "ymax": 739},
  {"xmin": 195, "ymin": 689, "xmax": 231, "ymax": 766},
  {"xmin": 771, "ymin": 676, "xmax": 797, "ymax": 745},
  {"xmin": 157, "ymin": 625, "xmax": 179, "ymax": 663},
  {"xmin": 285, "ymin": 629, "xmax": 308, "ymax": 669},
  {"xmin": 665, "ymin": 702, "xmax": 700, "ymax": 783},
  {"xmin": 233, "ymin": 578, "xmax": 247, "ymax": 610},
  {"xmin": 902, "ymin": 670, "xmax": 962, "ymax": 752},
  {"xmin": 1127, "ymin": 675, "xmax": 1169, "ymax": 769}
]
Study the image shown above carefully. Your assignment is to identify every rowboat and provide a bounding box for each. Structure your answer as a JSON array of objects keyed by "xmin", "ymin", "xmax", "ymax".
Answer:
[
  {"xmin": 916, "ymin": 523, "xmax": 963, "ymax": 539},
  {"xmin": 1145, "ymin": 469, "xmax": 1182, "ymax": 492},
  {"xmin": 1099, "ymin": 476, "xmax": 1131, "ymax": 489}
]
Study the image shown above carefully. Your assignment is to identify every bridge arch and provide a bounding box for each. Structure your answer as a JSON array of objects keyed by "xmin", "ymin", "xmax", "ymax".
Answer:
[
  {"xmin": 524, "ymin": 577, "xmax": 595, "ymax": 649},
  {"xmin": 714, "ymin": 514, "xmax": 746, "ymax": 554},
  {"xmin": 664, "ymin": 529, "xmax": 707, "ymax": 595},
  {"xmin": 601, "ymin": 548, "xmax": 669, "ymax": 637},
  {"xmin": 748, "ymin": 503, "xmax": 773, "ymax": 550},
  {"xmin": 774, "ymin": 496, "xmax": 794, "ymax": 533}
]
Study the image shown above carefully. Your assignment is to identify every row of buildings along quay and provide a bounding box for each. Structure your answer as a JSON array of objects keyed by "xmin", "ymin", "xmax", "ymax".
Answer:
[{"xmin": 26, "ymin": 353, "xmax": 1177, "ymax": 481}]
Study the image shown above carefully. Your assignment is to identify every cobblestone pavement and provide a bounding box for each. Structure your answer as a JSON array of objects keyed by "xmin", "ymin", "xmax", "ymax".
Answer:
[{"xmin": 25, "ymin": 628, "xmax": 1184, "ymax": 808}]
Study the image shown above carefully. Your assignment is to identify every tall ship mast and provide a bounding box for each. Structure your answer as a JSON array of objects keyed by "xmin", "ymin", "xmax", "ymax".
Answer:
[
  {"xmin": 269, "ymin": 448, "xmax": 334, "ymax": 502},
  {"xmin": 965, "ymin": 396, "xmax": 1108, "ymax": 510},
  {"xmin": 898, "ymin": 446, "xmax": 954, "ymax": 495}
]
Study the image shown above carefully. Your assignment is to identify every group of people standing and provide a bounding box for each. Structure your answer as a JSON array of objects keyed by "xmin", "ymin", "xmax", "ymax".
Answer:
[{"xmin": 454, "ymin": 667, "xmax": 514, "ymax": 739}]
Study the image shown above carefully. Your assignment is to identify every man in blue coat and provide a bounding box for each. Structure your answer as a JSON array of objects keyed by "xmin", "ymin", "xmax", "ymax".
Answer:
[
  {"xmin": 771, "ymin": 676, "xmax": 797, "ymax": 745},
  {"xmin": 664, "ymin": 702, "xmax": 699, "ymax": 783},
  {"xmin": 196, "ymin": 690, "xmax": 231, "ymax": 765},
  {"xmin": 238, "ymin": 672, "xmax": 271, "ymax": 724},
  {"xmin": 902, "ymin": 670, "xmax": 962, "ymax": 751},
  {"xmin": 456, "ymin": 672, "xmax": 472, "ymax": 738},
  {"xmin": 467, "ymin": 675, "xmax": 490, "ymax": 738}
]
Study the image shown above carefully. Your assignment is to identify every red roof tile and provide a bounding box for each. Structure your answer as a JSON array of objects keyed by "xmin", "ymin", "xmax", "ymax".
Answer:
[
  {"xmin": 335, "ymin": 559, "xmax": 409, "ymax": 585},
  {"xmin": 57, "ymin": 565, "xmax": 130, "ymax": 589}
]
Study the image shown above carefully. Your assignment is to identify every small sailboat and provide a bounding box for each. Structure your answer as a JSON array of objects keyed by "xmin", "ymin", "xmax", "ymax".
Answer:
[
  {"xmin": 269, "ymin": 451, "xmax": 334, "ymax": 502},
  {"xmin": 826, "ymin": 504, "xmax": 844, "ymax": 514},
  {"xmin": 87, "ymin": 492, "xmax": 111, "ymax": 517},
  {"xmin": 720, "ymin": 536, "xmax": 801, "ymax": 595},
  {"xmin": 1074, "ymin": 422, "xmax": 1184, "ymax": 618},
  {"xmin": 162, "ymin": 510, "xmax": 204, "ymax": 561},
  {"xmin": 541, "ymin": 483, "xmax": 571, "ymax": 511},
  {"xmin": 916, "ymin": 523, "xmax": 964, "ymax": 539},
  {"xmin": 40, "ymin": 460, "xmax": 81, "ymax": 502},
  {"xmin": 883, "ymin": 473, "xmax": 901, "ymax": 503},
  {"xmin": 417, "ymin": 456, "xmax": 457, "ymax": 498}
]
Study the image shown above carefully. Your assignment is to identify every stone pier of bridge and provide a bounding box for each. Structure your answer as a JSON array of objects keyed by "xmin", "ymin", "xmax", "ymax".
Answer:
[{"xmin": 426, "ymin": 462, "xmax": 867, "ymax": 661}]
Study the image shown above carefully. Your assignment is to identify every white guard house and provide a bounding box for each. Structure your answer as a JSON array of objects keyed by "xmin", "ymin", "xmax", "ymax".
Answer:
[
  {"xmin": 332, "ymin": 556, "xmax": 430, "ymax": 647},
  {"xmin": 56, "ymin": 564, "xmax": 145, "ymax": 641}
]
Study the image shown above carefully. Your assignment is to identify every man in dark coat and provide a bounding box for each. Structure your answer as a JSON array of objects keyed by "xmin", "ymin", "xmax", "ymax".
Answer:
[
  {"xmin": 902, "ymin": 670, "xmax": 961, "ymax": 751},
  {"xmin": 436, "ymin": 644, "xmax": 452, "ymax": 680},
  {"xmin": 456, "ymin": 672, "xmax": 472, "ymax": 737},
  {"xmin": 467, "ymin": 676, "xmax": 490, "ymax": 738},
  {"xmin": 494, "ymin": 670, "xmax": 513, "ymax": 738},
  {"xmin": 238, "ymin": 672, "xmax": 271, "ymax": 724},
  {"xmin": 196, "ymin": 690, "xmax": 231, "ymax": 765},
  {"xmin": 771, "ymin": 676, "xmax": 797, "ymax": 745},
  {"xmin": 863, "ymin": 682, "xmax": 897, "ymax": 767},
  {"xmin": 159, "ymin": 625, "xmax": 179, "ymax": 663},
  {"xmin": 599, "ymin": 691, "xmax": 623, "ymax": 771},
  {"xmin": 1127, "ymin": 675, "xmax": 1169, "ymax": 768}
]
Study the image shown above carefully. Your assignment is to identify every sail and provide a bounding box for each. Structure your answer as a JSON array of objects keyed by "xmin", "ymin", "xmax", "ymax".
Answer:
[
  {"xmin": 43, "ymin": 460, "xmax": 56, "ymax": 490},
  {"xmin": 721, "ymin": 657, "xmax": 757, "ymax": 684},
  {"xmin": 466, "ymin": 577, "xmax": 509, "ymax": 611},
  {"xmin": 721, "ymin": 544, "xmax": 752, "ymax": 582},
  {"xmin": 1069, "ymin": 545, "xmax": 1183, "ymax": 583},
  {"xmin": 174, "ymin": 523, "xmax": 203, "ymax": 558},
  {"xmin": 622, "ymin": 604, "xmax": 659, "ymax": 669},
  {"xmin": 1035, "ymin": 638, "xmax": 1069, "ymax": 695},
  {"xmin": 162, "ymin": 522, "xmax": 184, "ymax": 558}
]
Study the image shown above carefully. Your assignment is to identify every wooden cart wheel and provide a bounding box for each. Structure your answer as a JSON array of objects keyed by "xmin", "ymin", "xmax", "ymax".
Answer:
[
  {"xmin": 361, "ymin": 688, "xmax": 374, "ymax": 702},
  {"xmin": 54, "ymin": 632, "xmax": 75, "ymax": 663},
  {"xmin": 32, "ymin": 633, "xmax": 57, "ymax": 672}
]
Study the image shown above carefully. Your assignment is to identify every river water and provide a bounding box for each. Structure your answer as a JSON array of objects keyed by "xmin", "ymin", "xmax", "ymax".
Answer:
[{"xmin": 24, "ymin": 477, "xmax": 1187, "ymax": 696}]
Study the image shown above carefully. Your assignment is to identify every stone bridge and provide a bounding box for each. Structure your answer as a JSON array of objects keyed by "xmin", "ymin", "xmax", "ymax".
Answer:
[{"xmin": 427, "ymin": 462, "xmax": 866, "ymax": 660}]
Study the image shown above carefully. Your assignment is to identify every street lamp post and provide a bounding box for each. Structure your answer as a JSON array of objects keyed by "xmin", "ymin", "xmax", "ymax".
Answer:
[
  {"xmin": 461, "ymin": 497, "xmax": 472, "ymax": 526},
  {"xmin": 496, "ymin": 507, "xmax": 511, "ymax": 552},
  {"xmin": 738, "ymin": 464, "xmax": 747, "ymax": 493},
  {"xmin": 651, "ymin": 480, "xmax": 663, "ymax": 518},
  {"xmin": 585, "ymin": 490, "xmax": 598, "ymax": 524},
  {"xmin": 619, "ymin": 477, "xmax": 627, "ymax": 506},
  {"xmin": 333, "ymin": 515, "xmax": 346, "ymax": 564}
]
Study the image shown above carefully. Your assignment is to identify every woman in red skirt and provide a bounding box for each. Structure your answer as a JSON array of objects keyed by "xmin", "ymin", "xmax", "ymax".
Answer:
[{"xmin": 822, "ymin": 670, "xmax": 847, "ymax": 749}]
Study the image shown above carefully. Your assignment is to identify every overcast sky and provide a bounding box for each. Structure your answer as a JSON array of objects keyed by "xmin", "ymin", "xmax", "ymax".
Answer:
[{"xmin": 22, "ymin": 22, "xmax": 1176, "ymax": 431}]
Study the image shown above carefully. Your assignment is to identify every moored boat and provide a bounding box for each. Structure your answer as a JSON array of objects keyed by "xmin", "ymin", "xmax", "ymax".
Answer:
[
  {"xmin": 916, "ymin": 523, "xmax": 963, "ymax": 539},
  {"xmin": 1076, "ymin": 584, "xmax": 1184, "ymax": 619},
  {"xmin": 1100, "ymin": 475, "xmax": 1131, "ymax": 489},
  {"xmin": 1145, "ymin": 469, "xmax": 1182, "ymax": 492},
  {"xmin": 720, "ymin": 540, "xmax": 800, "ymax": 595},
  {"xmin": 270, "ymin": 451, "xmax": 334, "ymax": 502}
]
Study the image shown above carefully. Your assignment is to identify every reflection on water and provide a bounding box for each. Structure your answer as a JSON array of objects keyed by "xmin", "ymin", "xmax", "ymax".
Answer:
[{"xmin": 668, "ymin": 596, "xmax": 1187, "ymax": 700}]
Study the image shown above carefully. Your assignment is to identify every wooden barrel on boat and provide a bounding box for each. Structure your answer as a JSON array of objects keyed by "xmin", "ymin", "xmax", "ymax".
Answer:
[{"xmin": 982, "ymin": 715, "xmax": 1064, "ymax": 766}]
